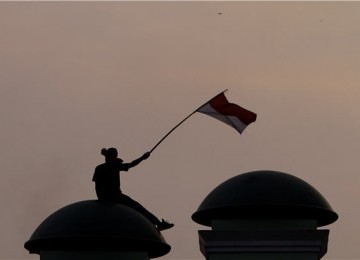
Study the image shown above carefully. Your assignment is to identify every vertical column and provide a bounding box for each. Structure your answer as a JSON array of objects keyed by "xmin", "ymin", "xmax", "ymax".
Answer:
[
  {"xmin": 40, "ymin": 251, "xmax": 149, "ymax": 260},
  {"xmin": 199, "ymin": 219, "xmax": 329, "ymax": 260}
]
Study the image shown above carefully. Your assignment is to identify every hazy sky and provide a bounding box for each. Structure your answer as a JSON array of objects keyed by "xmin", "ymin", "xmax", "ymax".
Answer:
[{"xmin": 1, "ymin": 2, "xmax": 359, "ymax": 260}]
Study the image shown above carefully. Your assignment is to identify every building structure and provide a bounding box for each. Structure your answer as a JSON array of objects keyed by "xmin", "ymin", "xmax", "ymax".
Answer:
[
  {"xmin": 25, "ymin": 170, "xmax": 339, "ymax": 260},
  {"xmin": 192, "ymin": 170, "xmax": 338, "ymax": 260},
  {"xmin": 24, "ymin": 200, "xmax": 170, "ymax": 260}
]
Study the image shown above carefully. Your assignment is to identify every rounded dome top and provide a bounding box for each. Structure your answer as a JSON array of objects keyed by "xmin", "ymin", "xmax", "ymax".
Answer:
[
  {"xmin": 24, "ymin": 200, "xmax": 170, "ymax": 258},
  {"xmin": 192, "ymin": 171, "xmax": 338, "ymax": 227}
]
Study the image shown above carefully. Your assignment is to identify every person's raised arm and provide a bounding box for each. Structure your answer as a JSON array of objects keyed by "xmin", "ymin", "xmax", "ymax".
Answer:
[{"xmin": 124, "ymin": 152, "xmax": 150, "ymax": 170}]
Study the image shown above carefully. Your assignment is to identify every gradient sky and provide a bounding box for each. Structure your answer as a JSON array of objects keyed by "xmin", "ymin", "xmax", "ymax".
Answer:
[{"xmin": 1, "ymin": 2, "xmax": 359, "ymax": 259}]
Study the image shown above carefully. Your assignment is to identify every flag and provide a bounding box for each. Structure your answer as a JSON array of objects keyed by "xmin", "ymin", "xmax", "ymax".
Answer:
[{"xmin": 197, "ymin": 92, "xmax": 257, "ymax": 134}]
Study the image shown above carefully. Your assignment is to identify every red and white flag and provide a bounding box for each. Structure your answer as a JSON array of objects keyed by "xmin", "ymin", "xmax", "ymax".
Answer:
[{"xmin": 197, "ymin": 92, "xmax": 257, "ymax": 134}]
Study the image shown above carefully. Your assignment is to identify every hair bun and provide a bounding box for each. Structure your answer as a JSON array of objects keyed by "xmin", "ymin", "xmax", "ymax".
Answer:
[{"xmin": 101, "ymin": 148, "xmax": 107, "ymax": 156}]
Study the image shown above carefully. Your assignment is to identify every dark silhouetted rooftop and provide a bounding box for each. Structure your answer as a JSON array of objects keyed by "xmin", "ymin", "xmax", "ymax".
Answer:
[
  {"xmin": 24, "ymin": 200, "xmax": 170, "ymax": 258},
  {"xmin": 192, "ymin": 170, "xmax": 338, "ymax": 227}
]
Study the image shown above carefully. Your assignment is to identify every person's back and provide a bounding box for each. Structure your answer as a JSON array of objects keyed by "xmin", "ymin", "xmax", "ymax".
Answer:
[{"xmin": 93, "ymin": 161, "xmax": 121, "ymax": 201}]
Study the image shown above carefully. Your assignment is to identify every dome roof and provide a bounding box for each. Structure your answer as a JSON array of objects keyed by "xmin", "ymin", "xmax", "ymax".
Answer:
[
  {"xmin": 24, "ymin": 200, "xmax": 170, "ymax": 258},
  {"xmin": 192, "ymin": 171, "xmax": 338, "ymax": 227}
]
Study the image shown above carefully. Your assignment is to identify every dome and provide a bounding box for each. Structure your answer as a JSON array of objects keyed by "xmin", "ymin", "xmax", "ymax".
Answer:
[
  {"xmin": 192, "ymin": 171, "xmax": 338, "ymax": 227},
  {"xmin": 24, "ymin": 200, "xmax": 170, "ymax": 258}
]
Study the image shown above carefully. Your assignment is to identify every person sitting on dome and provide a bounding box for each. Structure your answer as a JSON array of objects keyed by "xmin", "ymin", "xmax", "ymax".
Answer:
[{"xmin": 92, "ymin": 147, "xmax": 174, "ymax": 231}]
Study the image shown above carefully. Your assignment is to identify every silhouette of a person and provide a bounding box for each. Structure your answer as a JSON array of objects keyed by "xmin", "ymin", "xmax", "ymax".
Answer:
[{"xmin": 92, "ymin": 147, "xmax": 174, "ymax": 231}]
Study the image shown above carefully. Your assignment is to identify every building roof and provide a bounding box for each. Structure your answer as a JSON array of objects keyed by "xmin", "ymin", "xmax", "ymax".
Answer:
[
  {"xmin": 192, "ymin": 170, "xmax": 338, "ymax": 227},
  {"xmin": 24, "ymin": 200, "xmax": 170, "ymax": 258}
]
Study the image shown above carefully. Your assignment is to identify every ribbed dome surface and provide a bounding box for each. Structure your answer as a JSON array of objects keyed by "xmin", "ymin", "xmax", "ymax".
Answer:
[
  {"xmin": 24, "ymin": 200, "xmax": 170, "ymax": 258},
  {"xmin": 192, "ymin": 171, "xmax": 338, "ymax": 227}
]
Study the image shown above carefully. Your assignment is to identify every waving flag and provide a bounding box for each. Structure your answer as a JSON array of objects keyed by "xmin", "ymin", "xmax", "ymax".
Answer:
[
  {"xmin": 150, "ymin": 90, "xmax": 256, "ymax": 153},
  {"xmin": 197, "ymin": 92, "xmax": 257, "ymax": 134}
]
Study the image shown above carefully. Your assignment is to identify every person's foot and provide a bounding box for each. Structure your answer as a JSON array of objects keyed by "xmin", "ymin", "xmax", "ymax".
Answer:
[{"xmin": 157, "ymin": 219, "xmax": 174, "ymax": 231}]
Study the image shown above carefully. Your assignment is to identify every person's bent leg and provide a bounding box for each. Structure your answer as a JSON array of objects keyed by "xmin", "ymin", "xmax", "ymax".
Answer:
[
  {"xmin": 114, "ymin": 192, "xmax": 174, "ymax": 231},
  {"xmin": 119, "ymin": 193, "xmax": 161, "ymax": 225}
]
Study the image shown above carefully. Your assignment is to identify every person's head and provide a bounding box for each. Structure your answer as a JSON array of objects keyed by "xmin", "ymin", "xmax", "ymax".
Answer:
[{"xmin": 101, "ymin": 148, "xmax": 121, "ymax": 163}]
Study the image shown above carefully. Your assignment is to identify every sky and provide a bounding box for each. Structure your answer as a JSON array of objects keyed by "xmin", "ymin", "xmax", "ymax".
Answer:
[{"xmin": 1, "ymin": 1, "xmax": 359, "ymax": 260}]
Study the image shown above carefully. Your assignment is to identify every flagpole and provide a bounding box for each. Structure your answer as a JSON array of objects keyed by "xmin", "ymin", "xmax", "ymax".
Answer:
[{"xmin": 149, "ymin": 89, "xmax": 228, "ymax": 154}]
